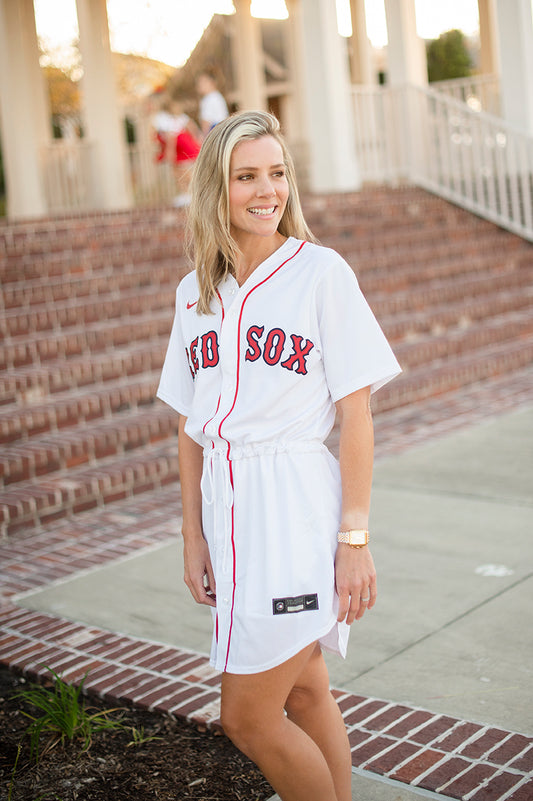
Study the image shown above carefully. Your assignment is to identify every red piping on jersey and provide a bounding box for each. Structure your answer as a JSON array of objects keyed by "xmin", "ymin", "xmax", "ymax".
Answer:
[{"xmin": 217, "ymin": 241, "xmax": 307, "ymax": 671}]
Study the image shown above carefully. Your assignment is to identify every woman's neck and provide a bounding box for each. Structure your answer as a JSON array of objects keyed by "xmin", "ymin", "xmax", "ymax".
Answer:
[{"xmin": 233, "ymin": 232, "xmax": 287, "ymax": 286}]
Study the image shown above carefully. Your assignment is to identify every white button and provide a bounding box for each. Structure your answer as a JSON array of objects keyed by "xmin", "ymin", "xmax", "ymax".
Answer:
[{"xmin": 223, "ymin": 597, "xmax": 229, "ymax": 605}]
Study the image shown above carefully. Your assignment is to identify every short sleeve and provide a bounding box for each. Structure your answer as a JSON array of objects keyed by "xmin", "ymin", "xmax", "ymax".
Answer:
[
  {"xmin": 156, "ymin": 284, "xmax": 194, "ymax": 415},
  {"xmin": 316, "ymin": 254, "xmax": 401, "ymax": 402}
]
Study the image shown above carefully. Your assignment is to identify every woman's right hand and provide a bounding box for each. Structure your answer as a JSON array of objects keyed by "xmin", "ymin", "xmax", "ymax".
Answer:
[{"xmin": 183, "ymin": 533, "xmax": 217, "ymax": 608}]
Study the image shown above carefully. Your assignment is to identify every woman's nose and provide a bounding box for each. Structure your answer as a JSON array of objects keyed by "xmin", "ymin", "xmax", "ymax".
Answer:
[{"xmin": 256, "ymin": 175, "xmax": 275, "ymax": 196}]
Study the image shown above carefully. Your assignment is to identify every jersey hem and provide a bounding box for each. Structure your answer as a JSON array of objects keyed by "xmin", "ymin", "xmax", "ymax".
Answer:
[
  {"xmin": 330, "ymin": 367, "xmax": 401, "ymax": 404},
  {"xmin": 156, "ymin": 389, "xmax": 191, "ymax": 417},
  {"xmin": 211, "ymin": 617, "xmax": 347, "ymax": 675}
]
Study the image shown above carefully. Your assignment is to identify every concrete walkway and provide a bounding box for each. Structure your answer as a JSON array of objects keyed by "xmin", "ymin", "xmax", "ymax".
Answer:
[{"xmin": 9, "ymin": 404, "xmax": 533, "ymax": 799}]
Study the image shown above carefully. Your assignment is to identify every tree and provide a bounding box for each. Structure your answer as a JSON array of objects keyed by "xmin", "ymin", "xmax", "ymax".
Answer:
[{"xmin": 426, "ymin": 29, "xmax": 472, "ymax": 83}]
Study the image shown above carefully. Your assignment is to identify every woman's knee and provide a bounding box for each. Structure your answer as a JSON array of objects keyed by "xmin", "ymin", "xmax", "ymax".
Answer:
[
  {"xmin": 220, "ymin": 695, "xmax": 266, "ymax": 753},
  {"xmin": 285, "ymin": 651, "xmax": 331, "ymax": 719}
]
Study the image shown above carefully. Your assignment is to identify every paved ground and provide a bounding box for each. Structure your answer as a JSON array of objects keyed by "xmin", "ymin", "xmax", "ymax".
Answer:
[{"xmin": 2, "ymin": 386, "xmax": 532, "ymax": 800}]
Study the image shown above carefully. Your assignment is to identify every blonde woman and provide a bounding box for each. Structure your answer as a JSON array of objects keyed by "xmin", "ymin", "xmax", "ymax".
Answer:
[{"xmin": 157, "ymin": 111, "xmax": 400, "ymax": 801}]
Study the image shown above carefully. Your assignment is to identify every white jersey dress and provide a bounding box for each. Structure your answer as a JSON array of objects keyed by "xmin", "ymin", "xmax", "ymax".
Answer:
[{"xmin": 157, "ymin": 238, "xmax": 401, "ymax": 674}]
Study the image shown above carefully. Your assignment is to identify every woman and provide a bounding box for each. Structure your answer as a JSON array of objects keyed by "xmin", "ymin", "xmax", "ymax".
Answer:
[{"xmin": 157, "ymin": 111, "xmax": 400, "ymax": 801}]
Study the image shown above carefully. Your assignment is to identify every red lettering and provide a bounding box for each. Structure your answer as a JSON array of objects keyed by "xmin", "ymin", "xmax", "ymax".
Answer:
[
  {"xmin": 263, "ymin": 328, "xmax": 286, "ymax": 366},
  {"xmin": 200, "ymin": 331, "xmax": 219, "ymax": 368},
  {"xmin": 190, "ymin": 337, "xmax": 200, "ymax": 373},
  {"xmin": 185, "ymin": 347, "xmax": 196, "ymax": 379},
  {"xmin": 281, "ymin": 335, "xmax": 314, "ymax": 375},
  {"xmin": 245, "ymin": 325, "xmax": 264, "ymax": 362}
]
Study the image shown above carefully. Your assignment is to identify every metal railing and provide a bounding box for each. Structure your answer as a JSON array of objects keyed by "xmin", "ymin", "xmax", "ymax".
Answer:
[{"xmin": 352, "ymin": 83, "xmax": 533, "ymax": 242}]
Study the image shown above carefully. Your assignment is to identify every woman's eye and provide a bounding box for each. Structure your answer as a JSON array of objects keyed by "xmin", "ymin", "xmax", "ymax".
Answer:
[{"xmin": 238, "ymin": 174, "xmax": 253, "ymax": 181}]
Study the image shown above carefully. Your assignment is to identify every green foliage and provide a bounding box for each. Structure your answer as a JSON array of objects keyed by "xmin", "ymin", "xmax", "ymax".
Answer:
[
  {"xmin": 16, "ymin": 668, "xmax": 124, "ymax": 761},
  {"xmin": 127, "ymin": 725, "xmax": 163, "ymax": 747},
  {"xmin": 427, "ymin": 29, "xmax": 472, "ymax": 82}
]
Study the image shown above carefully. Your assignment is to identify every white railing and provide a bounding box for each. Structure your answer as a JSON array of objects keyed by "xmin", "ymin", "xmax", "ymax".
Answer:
[
  {"xmin": 42, "ymin": 139, "xmax": 95, "ymax": 214},
  {"xmin": 39, "ymin": 84, "xmax": 533, "ymax": 241},
  {"xmin": 41, "ymin": 112, "xmax": 181, "ymax": 213},
  {"xmin": 430, "ymin": 73, "xmax": 500, "ymax": 116},
  {"xmin": 352, "ymin": 83, "xmax": 533, "ymax": 242}
]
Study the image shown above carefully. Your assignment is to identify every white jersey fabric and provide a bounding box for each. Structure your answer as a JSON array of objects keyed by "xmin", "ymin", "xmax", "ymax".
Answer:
[{"xmin": 157, "ymin": 238, "xmax": 401, "ymax": 674}]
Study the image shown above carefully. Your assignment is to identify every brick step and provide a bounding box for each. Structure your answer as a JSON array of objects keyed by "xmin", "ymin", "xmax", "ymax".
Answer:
[
  {"xmin": 373, "ymin": 334, "xmax": 533, "ymax": 413},
  {"xmin": 0, "ymin": 236, "xmax": 186, "ymax": 287},
  {"xmin": 304, "ymin": 188, "xmax": 492, "ymax": 227},
  {"xmin": 2, "ymin": 252, "xmax": 529, "ymax": 349},
  {"xmin": 0, "ymin": 207, "xmax": 184, "ymax": 260},
  {"xmin": 0, "ymin": 337, "xmax": 533, "ymax": 536},
  {"xmin": 2, "ymin": 313, "xmax": 529, "ymax": 487},
  {"xmin": 370, "ymin": 269, "xmax": 532, "ymax": 320},
  {"xmin": 0, "ymin": 239, "xmax": 184, "ymax": 285},
  {"xmin": 393, "ymin": 308, "xmax": 533, "ymax": 370},
  {"xmin": 323, "ymin": 217, "xmax": 513, "ymax": 262},
  {"xmin": 2, "ymin": 335, "xmax": 532, "ymax": 538},
  {"xmin": 382, "ymin": 288, "xmax": 533, "ymax": 342},
  {"xmin": 0, "ymin": 404, "xmax": 178, "ymax": 487},
  {"xmin": 0, "ymin": 260, "xmax": 186, "ymax": 311},
  {"xmin": 0, "ymin": 371, "xmax": 161, "ymax": 444},
  {"xmin": 357, "ymin": 249, "xmax": 531, "ymax": 292},
  {"xmin": 0, "ymin": 310, "xmax": 173, "ymax": 371},
  {"xmin": 0, "ymin": 437, "xmax": 180, "ymax": 538},
  {"xmin": 350, "ymin": 237, "xmax": 530, "ymax": 279},
  {"xmin": 0, "ymin": 338, "xmax": 169, "ymax": 406},
  {"xmin": 1, "ymin": 284, "xmax": 177, "ymax": 340}
]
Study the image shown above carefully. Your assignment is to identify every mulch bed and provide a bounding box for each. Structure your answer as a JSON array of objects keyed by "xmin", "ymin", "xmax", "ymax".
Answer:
[{"xmin": 0, "ymin": 667, "xmax": 273, "ymax": 801}]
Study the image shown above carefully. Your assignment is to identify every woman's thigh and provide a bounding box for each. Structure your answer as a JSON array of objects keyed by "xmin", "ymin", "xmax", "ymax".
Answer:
[{"xmin": 220, "ymin": 641, "xmax": 321, "ymax": 732}]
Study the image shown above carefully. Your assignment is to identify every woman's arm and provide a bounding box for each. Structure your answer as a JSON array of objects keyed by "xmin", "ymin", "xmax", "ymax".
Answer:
[
  {"xmin": 334, "ymin": 385, "xmax": 377, "ymax": 625},
  {"xmin": 178, "ymin": 414, "xmax": 216, "ymax": 607}
]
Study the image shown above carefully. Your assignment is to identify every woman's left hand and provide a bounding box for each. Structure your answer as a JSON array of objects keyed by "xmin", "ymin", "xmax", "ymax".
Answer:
[{"xmin": 335, "ymin": 544, "xmax": 377, "ymax": 624}]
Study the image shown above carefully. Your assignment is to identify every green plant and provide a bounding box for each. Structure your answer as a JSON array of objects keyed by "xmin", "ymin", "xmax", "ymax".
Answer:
[
  {"xmin": 127, "ymin": 725, "xmax": 163, "ymax": 747},
  {"xmin": 7, "ymin": 743, "xmax": 22, "ymax": 801},
  {"xmin": 17, "ymin": 667, "xmax": 124, "ymax": 761}
]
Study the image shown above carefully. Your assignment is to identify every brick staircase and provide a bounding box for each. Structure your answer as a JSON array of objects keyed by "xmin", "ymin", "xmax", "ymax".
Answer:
[{"xmin": 1, "ymin": 188, "xmax": 532, "ymax": 539}]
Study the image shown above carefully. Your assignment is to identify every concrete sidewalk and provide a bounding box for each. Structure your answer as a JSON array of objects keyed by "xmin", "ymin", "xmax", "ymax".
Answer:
[{"xmin": 15, "ymin": 405, "xmax": 533, "ymax": 798}]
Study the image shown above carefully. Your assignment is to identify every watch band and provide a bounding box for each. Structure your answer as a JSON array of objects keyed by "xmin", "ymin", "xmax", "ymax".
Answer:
[{"xmin": 337, "ymin": 529, "xmax": 369, "ymax": 548}]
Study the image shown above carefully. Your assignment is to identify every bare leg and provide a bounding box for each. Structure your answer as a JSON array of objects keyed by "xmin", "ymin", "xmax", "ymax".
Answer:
[
  {"xmin": 220, "ymin": 642, "xmax": 351, "ymax": 801},
  {"xmin": 285, "ymin": 644, "xmax": 352, "ymax": 801}
]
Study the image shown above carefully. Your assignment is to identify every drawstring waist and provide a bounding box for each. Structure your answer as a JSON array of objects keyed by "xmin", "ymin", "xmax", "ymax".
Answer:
[{"xmin": 200, "ymin": 440, "xmax": 326, "ymax": 575}]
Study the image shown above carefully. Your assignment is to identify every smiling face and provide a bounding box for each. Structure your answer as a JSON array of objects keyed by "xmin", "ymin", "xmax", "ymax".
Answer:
[{"xmin": 228, "ymin": 135, "xmax": 289, "ymax": 248}]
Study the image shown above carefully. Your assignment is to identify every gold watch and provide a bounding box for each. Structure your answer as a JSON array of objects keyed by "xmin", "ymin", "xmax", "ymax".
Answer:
[{"xmin": 337, "ymin": 529, "xmax": 369, "ymax": 548}]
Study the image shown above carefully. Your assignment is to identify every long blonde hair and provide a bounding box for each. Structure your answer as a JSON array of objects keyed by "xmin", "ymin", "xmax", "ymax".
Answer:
[{"xmin": 186, "ymin": 110, "xmax": 316, "ymax": 314}]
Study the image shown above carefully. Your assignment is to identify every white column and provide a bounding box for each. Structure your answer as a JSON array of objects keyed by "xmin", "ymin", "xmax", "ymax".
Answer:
[
  {"xmin": 494, "ymin": 0, "xmax": 533, "ymax": 134},
  {"xmin": 76, "ymin": 0, "xmax": 132, "ymax": 209},
  {"xmin": 232, "ymin": 0, "xmax": 267, "ymax": 110},
  {"xmin": 478, "ymin": 0, "xmax": 500, "ymax": 75},
  {"xmin": 0, "ymin": 0, "xmax": 50, "ymax": 218},
  {"xmin": 287, "ymin": 0, "xmax": 360, "ymax": 193},
  {"xmin": 349, "ymin": 0, "xmax": 373, "ymax": 84},
  {"xmin": 384, "ymin": 0, "xmax": 428, "ymax": 85}
]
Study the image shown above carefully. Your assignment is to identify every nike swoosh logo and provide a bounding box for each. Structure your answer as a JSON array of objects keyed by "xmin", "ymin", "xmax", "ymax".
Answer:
[{"xmin": 186, "ymin": 300, "xmax": 198, "ymax": 310}]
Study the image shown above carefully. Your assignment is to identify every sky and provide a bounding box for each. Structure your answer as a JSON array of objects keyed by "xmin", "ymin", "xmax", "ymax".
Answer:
[{"xmin": 33, "ymin": 0, "xmax": 482, "ymax": 70}]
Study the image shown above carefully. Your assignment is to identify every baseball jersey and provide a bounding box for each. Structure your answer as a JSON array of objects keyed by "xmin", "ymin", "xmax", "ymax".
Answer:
[{"xmin": 157, "ymin": 237, "xmax": 401, "ymax": 674}]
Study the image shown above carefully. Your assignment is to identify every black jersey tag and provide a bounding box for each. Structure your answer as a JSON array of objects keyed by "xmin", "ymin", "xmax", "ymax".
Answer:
[{"xmin": 272, "ymin": 594, "xmax": 319, "ymax": 615}]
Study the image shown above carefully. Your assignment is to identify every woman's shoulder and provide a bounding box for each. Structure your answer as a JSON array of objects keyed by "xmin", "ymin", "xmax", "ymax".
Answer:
[{"xmin": 298, "ymin": 240, "xmax": 354, "ymax": 281}]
